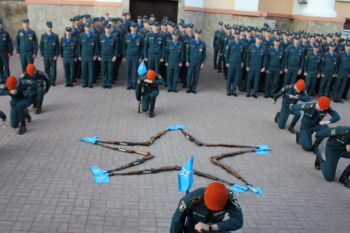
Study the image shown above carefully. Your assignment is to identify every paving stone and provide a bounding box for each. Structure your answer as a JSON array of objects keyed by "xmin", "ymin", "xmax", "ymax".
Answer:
[{"xmin": 0, "ymin": 56, "xmax": 349, "ymax": 233}]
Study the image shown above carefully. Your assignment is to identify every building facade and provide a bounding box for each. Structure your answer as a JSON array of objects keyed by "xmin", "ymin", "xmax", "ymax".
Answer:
[{"xmin": 1, "ymin": 0, "xmax": 350, "ymax": 51}]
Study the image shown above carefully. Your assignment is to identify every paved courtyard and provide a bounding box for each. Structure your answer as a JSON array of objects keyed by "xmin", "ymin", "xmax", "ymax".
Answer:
[{"xmin": 0, "ymin": 57, "xmax": 349, "ymax": 233}]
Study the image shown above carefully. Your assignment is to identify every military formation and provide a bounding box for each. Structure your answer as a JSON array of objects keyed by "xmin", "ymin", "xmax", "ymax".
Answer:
[{"xmin": 213, "ymin": 22, "xmax": 350, "ymax": 102}]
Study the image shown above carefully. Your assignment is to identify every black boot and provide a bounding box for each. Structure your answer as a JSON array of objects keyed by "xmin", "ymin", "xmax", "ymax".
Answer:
[
  {"xmin": 274, "ymin": 112, "xmax": 280, "ymax": 123},
  {"xmin": 288, "ymin": 125, "xmax": 296, "ymax": 134},
  {"xmin": 314, "ymin": 154, "xmax": 322, "ymax": 170},
  {"xmin": 312, "ymin": 139, "xmax": 322, "ymax": 156},
  {"xmin": 24, "ymin": 109, "xmax": 31, "ymax": 123},
  {"xmin": 18, "ymin": 120, "xmax": 27, "ymax": 135},
  {"xmin": 149, "ymin": 100, "xmax": 155, "ymax": 118},
  {"xmin": 296, "ymin": 131, "xmax": 300, "ymax": 144},
  {"xmin": 339, "ymin": 168, "xmax": 350, "ymax": 188},
  {"xmin": 35, "ymin": 105, "xmax": 42, "ymax": 114}
]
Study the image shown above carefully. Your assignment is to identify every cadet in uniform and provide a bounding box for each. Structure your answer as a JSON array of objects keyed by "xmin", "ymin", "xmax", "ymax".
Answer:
[
  {"xmin": 273, "ymin": 79, "xmax": 309, "ymax": 134},
  {"xmin": 283, "ymin": 35, "xmax": 304, "ymax": 86},
  {"xmin": 16, "ymin": 18, "xmax": 38, "ymax": 72},
  {"xmin": 0, "ymin": 18, "xmax": 13, "ymax": 84},
  {"xmin": 186, "ymin": 29, "xmax": 206, "ymax": 94},
  {"xmin": 165, "ymin": 31, "xmax": 184, "ymax": 92},
  {"xmin": 78, "ymin": 22, "xmax": 98, "ymax": 88},
  {"xmin": 144, "ymin": 21, "xmax": 164, "ymax": 74},
  {"xmin": 60, "ymin": 27, "xmax": 78, "ymax": 87},
  {"xmin": 225, "ymin": 30, "xmax": 244, "ymax": 96},
  {"xmin": 318, "ymin": 42, "xmax": 337, "ymax": 97},
  {"xmin": 245, "ymin": 35, "xmax": 265, "ymax": 98},
  {"xmin": 170, "ymin": 182, "xmax": 243, "ymax": 233},
  {"xmin": 264, "ymin": 38, "xmax": 284, "ymax": 97},
  {"xmin": 136, "ymin": 70, "xmax": 164, "ymax": 118},
  {"xmin": 333, "ymin": 41, "xmax": 350, "ymax": 103},
  {"xmin": 314, "ymin": 126, "xmax": 350, "ymax": 188},
  {"xmin": 98, "ymin": 24, "xmax": 119, "ymax": 88},
  {"xmin": 1, "ymin": 76, "xmax": 33, "ymax": 134},
  {"xmin": 124, "ymin": 22, "xmax": 143, "ymax": 89},
  {"xmin": 304, "ymin": 43, "xmax": 321, "ymax": 96},
  {"xmin": 39, "ymin": 21, "xmax": 60, "ymax": 86},
  {"xmin": 291, "ymin": 96, "xmax": 340, "ymax": 151},
  {"xmin": 23, "ymin": 64, "xmax": 50, "ymax": 114},
  {"xmin": 213, "ymin": 21, "xmax": 224, "ymax": 70}
]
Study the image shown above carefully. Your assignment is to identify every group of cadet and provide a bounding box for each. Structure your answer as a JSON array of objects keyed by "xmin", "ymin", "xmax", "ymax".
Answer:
[
  {"xmin": 0, "ymin": 14, "xmax": 206, "ymax": 92},
  {"xmin": 213, "ymin": 22, "xmax": 350, "ymax": 102},
  {"xmin": 272, "ymin": 74, "xmax": 349, "ymax": 189},
  {"xmin": 0, "ymin": 64, "xmax": 50, "ymax": 135}
]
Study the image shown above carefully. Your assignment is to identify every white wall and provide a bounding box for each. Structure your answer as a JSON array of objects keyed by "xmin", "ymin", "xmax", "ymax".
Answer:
[
  {"xmin": 234, "ymin": 0, "xmax": 259, "ymax": 11},
  {"xmin": 184, "ymin": 0, "xmax": 204, "ymax": 7},
  {"xmin": 292, "ymin": 0, "xmax": 307, "ymax": 15}
]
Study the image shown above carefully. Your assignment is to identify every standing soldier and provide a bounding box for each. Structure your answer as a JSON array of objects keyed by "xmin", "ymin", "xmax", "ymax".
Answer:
[
  {"xmin": 165, "ymin": 31, "xmax": 184, "ymax": 92},
  {"xmin": 186, "ymin": 29, "xmax": 206, "ymax": 94},
  {"xmin": 314, "ymin": 126, "xmax": 350, "ymax": 188},
  {"xmin": 291, "ymin": 96, "xmax": 340, "ymax": 151},
  {"xmin": 283, "ymin": 35, "xmax": 304, "ymax": 86},
  {"xmin": 273, "ymin": 79, "xmax": 309, "ymax": 134},
  {"xmin": 144, "ymin": 22, "xmax": 164, "ymax": 74},
  {"xmin": 304, "ymin": 43, "xmax": 322, "ymax": 96},
  {"xmin": 170, "ymin": 182, "xmax": 243, "ymax": 233},
  {"xmin": 245, "ymin": 35, "xmax": 265, "ymax": 98},
  {"xmin": 264, "ymin": 38, "xmax": 284, "ymax": 98},
  {"xmin": 221, "ymin": 25, "xmax": 232, "ymax": 79},
  {"xmin": 0, "ymin": 18, "xmax": 13, "ymax": 84},
  {"xmin": 179, "ymin": 24, "xmax": 190, "ymax": 89},
  {"xmin": 124, "ymin": 22, "xmax": 143, "ymax": 90},
  {"xmin": 78, "ymin": 22, "xmax": 98, "ymax": 88},
  {"xmin": 333, "ymin": 41, "xmax": 350, "ymax": 103},
  {"xmin": 60, "ymin": 27, "xmax": 78, "ymax": 87},
  {"xmin": 213, "ymin": 21, "xmax": 224, "ymax": 71},
  {"xmin": 16, "ymin": 18, "xmax": 38, "ymax": 72},
  {"xmin": 39, "ymin": 21, "xmax": 60, "ymax": 86},
  {"xmin": 98, "ymin": 24, "xmax": 118, "ymax": 89},
  {"xmin": 225, "ymin": 30, "xmax": 244, "ymax": 96},
  {"xmin": 319, "ymin": 42, "xmax": 337, "ymax": 97}
]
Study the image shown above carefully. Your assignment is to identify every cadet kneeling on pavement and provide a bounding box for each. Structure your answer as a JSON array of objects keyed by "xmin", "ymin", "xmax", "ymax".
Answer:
[
  {"xmin": 136, "ymin": 70, "xmax": 164, "ymax": 118},
  {"xmin": 0, "ymin": 76, "xmax": 33, "ymax": 134},
  {"xmin": 170, "ymin": 182, "xmax": 243, "ymax": 233},
  {"xmin": 314, "ymin": 126, "xmax": 350, "ymax": 189}
]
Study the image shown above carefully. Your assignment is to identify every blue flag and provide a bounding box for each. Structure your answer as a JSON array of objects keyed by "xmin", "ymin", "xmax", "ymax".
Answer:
[
  {"xmin": 178, "ymin": 156, "xmax": 194, "ymax": 192},
  {"xmin": 138, "ymin": 59, "xmax": 147, "ymax": 76}
]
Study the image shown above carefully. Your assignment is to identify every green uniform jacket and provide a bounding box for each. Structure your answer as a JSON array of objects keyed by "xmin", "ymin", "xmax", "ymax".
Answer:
[
  {"xmin": 284, "ymin": 44, "xmax": 304, "ymax": 70},
  {"xmin": 225, "ymin": 40, "xmax": 244, "ymax": 64},
  {"xmin": 291, "ymin": 103, "xmax": 340, "ymax": 128},
  {"xmin": 40, "ymin": 33, "xmax": 60, "ymax": 58},
  {"xmin": 274, "ymin": 85, "xmax": 309, "ymax": 108},
  {"xmin": 143, "ymin": 32, "xmax": 164, "ymax": 58},
  {"xmin": 0, "ymin": 29, "xmax": 13, "ymax": 54},
  {"xmin": 316, "ymin": 126, "xmax": 350, "ymax": 151},
  {"xmin": 264, "ymin": 47, "xmax": 284, "ymax": 71},
  {"xmin": 170, "ymin": 187, "xmax": 243, "ymax": 233},
  {"xmin": 60, "ymin": 37, "xmax": 78, "ymax": 60},
  {"xmin": 304, "ymin": 51, "xmax": 321, "ymax": 73},
  {"xmin": 165, "ymin": 40, "xmax": 184, "ymax": 66},
  {"xmin": 98, "ymin": 34, "xmax": 119, "ymax": 60},
  {"xmin": 321, "ymin": 52, "xmax": 338, "ymax": 75},
  {"xmin": 123, "ymin": 33, "xmax": 143, "ymax": 57},
  {"xmin": 78, "ymin": 33, "xmax": 98, "ymax": 61},
  {"xmin": 186, "ymin": 39, "xmax": 206, "ymax": 66},
  {"xmin": 16, "ymin": 29, "xmax": 38, "ymax": 54},
  {"xmin": 245, "ymin": 44, "xmax": 265, "ymax": 69}
]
